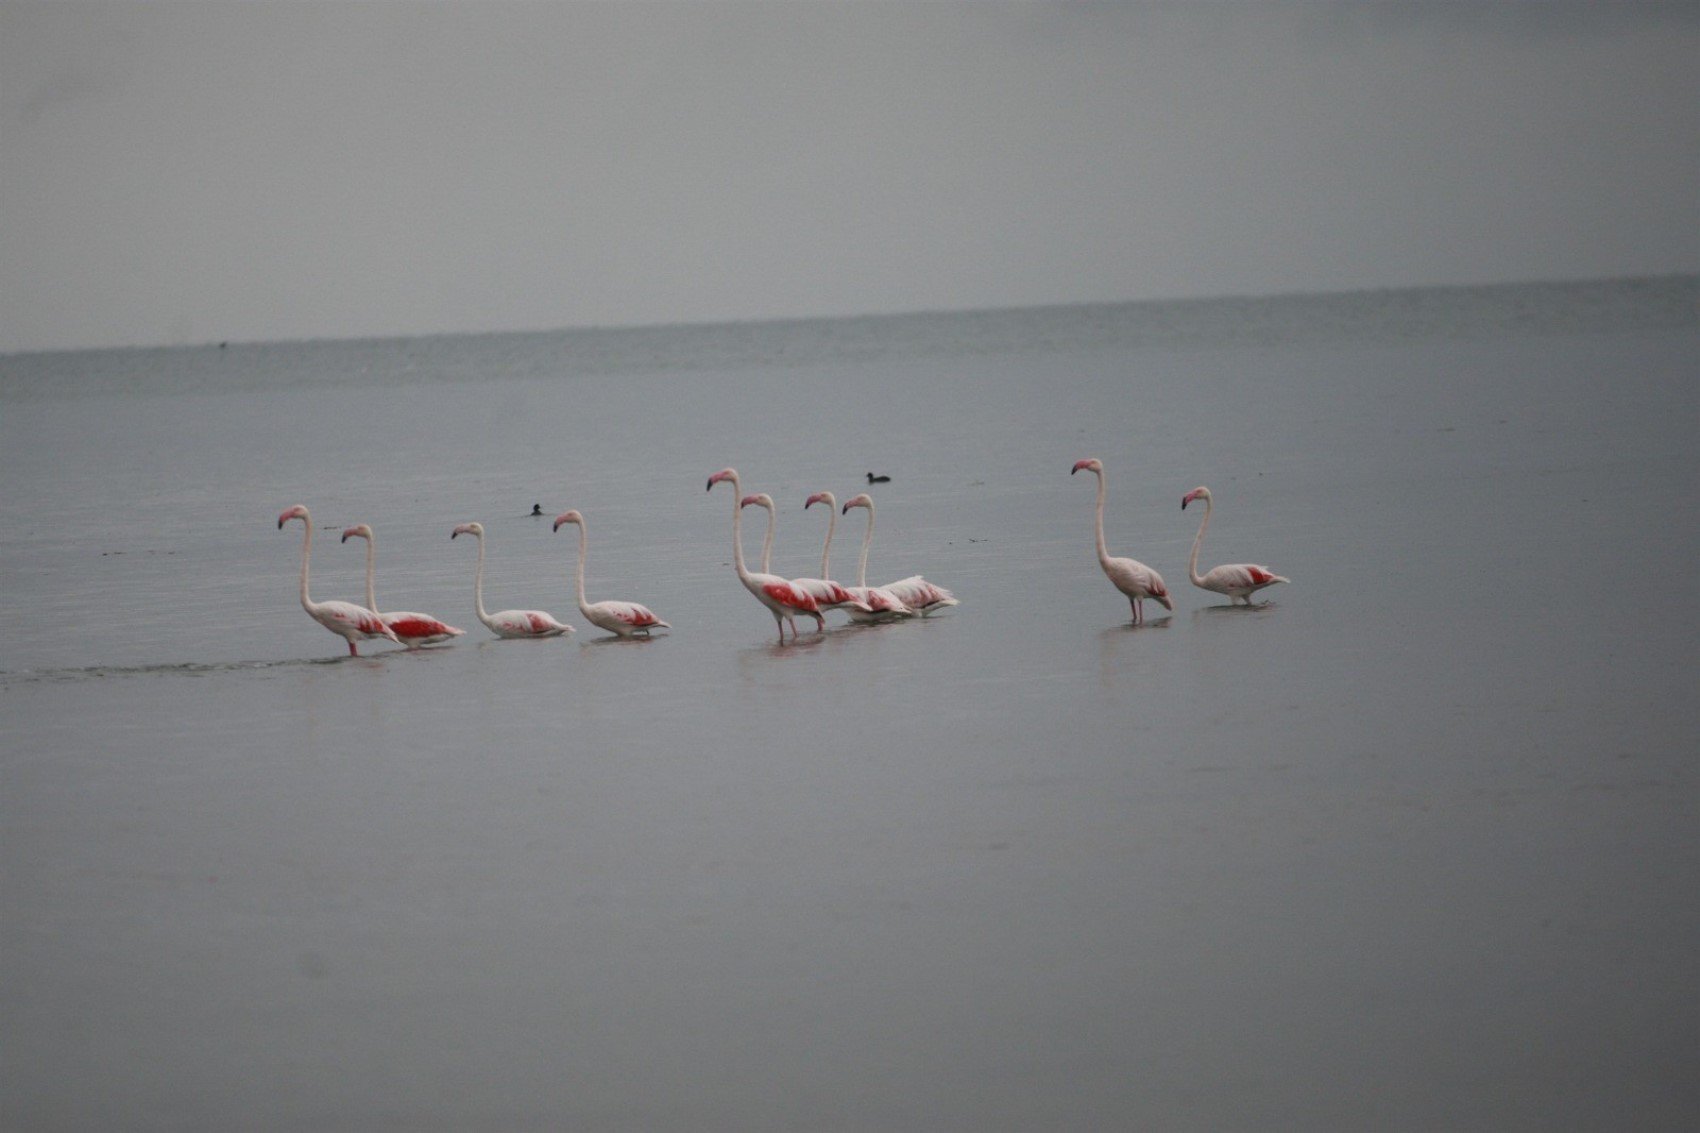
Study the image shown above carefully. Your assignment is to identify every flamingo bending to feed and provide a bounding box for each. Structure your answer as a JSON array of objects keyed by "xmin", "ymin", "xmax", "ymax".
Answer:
[
  {"xmin": 449, "ymin": 522, "xmax": 574, "ymax": 638},
  {"xmin": 340, "ymin": 523, "xmax": 466, "ymax": 647},
  {"xmin": 840, "ymin": 493, "xmax": 959, "ymax": 615},
  {"xmin": 1071, "ymin": 458, "xmax": 1172, "ymax": 623},
  {"xmin": 740, "ymin": 492, "xmax": 871, "ymax": 617},
  {"xmin": 1181, "ymin": 486, "xmax": 1289, "ymax": 604},
  {"xmin": 551, "ymin": 510, "xmax": 669, "ymax": 638},
  {"xmin": 706, "ymin": 468, "xmax": 823, "ymax": 642},
  {"xmin": 276, "ymin": 504, "xmax": 399, "ymax": 657},
  {"xmin": 805, "ymin": 491, "xmax": 911, "ymax": 621}
]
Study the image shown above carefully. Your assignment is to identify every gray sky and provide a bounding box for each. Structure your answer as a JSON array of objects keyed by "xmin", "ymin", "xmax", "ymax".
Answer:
[{"xmin": 3, "ymin": 1, "xmax": 1697, "ymax": 353}]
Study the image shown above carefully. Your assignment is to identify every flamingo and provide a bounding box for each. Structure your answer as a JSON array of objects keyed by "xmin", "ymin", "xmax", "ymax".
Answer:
[
  {"xmin": 449, "ymin": 521, "xmax": 574, "ymax": 638},
  {"xmin": 706, "ymin": 468, "xmax": 823, "ymax": 642},
  {"xmin": 1071, "ymin": 458, "xmax": 1172, "ymax": 624},
  {"xmin": 338, "ymin": 524, "xmax": 466, "ymax": 647},
  {"xmin": 840, "ymin": 493, "xmax": 959, "ymax": 615},
  {"xmin": 1181, "ymin": 486, "xmax": 1289, "ymax": 604},
  {"xmin": 740, "ymin": 492, "xmax": 871, "ymax": 618},
  {"xmin": 551, "ymin": 509, "xmax": 670, "ymax": 638},
  {"xmin": 805, "ymin": 491, "xmax": 912, "ymax": 621},
  {"xmin": 276, "ymin": 504, "xmax": 399, "ymax": 657}
]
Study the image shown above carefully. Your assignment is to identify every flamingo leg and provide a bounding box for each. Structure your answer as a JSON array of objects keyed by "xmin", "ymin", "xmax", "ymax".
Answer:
[
  {"xmin": 810, "ymin": 612, "xmax": 825, "ymax": 633},
  {"xmin": 347, "ymin": 640, "xmax": 359, "ymax": 657}
]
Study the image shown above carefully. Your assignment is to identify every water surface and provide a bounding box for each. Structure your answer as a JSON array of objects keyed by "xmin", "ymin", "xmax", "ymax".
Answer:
[{"xmin": 3, "ymin": 279, "xmax": 1697, "ymax": 1129}]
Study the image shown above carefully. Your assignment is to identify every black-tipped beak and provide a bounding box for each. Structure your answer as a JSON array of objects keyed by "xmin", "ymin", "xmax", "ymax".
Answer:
[
  {"xmin": 277, "ymin": 518, "xmax": 285, "ymax": 529},
  {"xmin": 340, "ymin": 533, "xmax": 349, "ymax": 542},
  {"xmin": 1071, "ymin": 466, "xmax": 1078, "ymax": 475}
]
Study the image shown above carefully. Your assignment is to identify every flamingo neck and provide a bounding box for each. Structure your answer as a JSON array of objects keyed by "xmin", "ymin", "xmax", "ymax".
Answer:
[
  {"xmin": 471, "ymin": 534, "xmax": 492, "ymax": 623},
  {"xmin": 572, "ymin": 522, "xmax": 591, "ymax": 613},
  {"xmin": 819, "ymin": 508, "xmax": 835, "ymax": 579},
  {"xmin": 727, "ymin": 478, "xmax": 752, "ymax": 583},
  {"xmin": 361, "ymin": 537, "xmax": 380, "ymax": 616},
  {"xmin": 297, "ymin": 517, "xmax": 314, "ymax": 612},
  {"xmin": 1188, "ymin": 496, "xmax": 1212, "ymax": 587},
  {"xmin": 759, "ymin": 507, "xmax": 775, "ymax": 575},
  {"xmin": 857, "ymin": 505, "xmax": 875, "ymax": 589},
  {"xmin": 1091, "ymin": 469, "xmax": 1112, "ymax": 569}
]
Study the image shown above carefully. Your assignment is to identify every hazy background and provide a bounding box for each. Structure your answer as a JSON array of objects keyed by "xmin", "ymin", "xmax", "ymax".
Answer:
[{"xmin": 4, "ymin": 0, "xmax": 1698, "ymax": 353}]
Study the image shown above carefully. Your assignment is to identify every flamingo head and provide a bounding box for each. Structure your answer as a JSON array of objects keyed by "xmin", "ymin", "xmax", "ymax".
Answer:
[
  {"xmin": 277, "ymin": 504, "xmax": 310, "ymax": 530},
  {"xmin": 451, "ymin": 522, "xmax": 484, "ymax": 540},
  {"xmin": 552, "ymin": 509, "xmax": 584, "ymax": 532},
  {"xmin": 706, "ymin": 468, "xmax": 738, "ymax": 492},
  {"xmin": 804, "ymin": 491, "xmax": 835, "ymax": 511},
  {"xmin": 1072, "ymin": 458, "xmax": 1102, "ymax": 476},
  {"xmin": 340, "ymin": 523, "xmax": 373, "ymax": 543},
  {"xmin": 842, "ymin": 492, "xmax": 873, "ymax": 515},
  {"xmin": 1181, "ymin": 486, "xmax": 1212, "ymax": 510},
  {"xmin": 740, "ymin": 493, "xmax": 775, "ymax": 512}
]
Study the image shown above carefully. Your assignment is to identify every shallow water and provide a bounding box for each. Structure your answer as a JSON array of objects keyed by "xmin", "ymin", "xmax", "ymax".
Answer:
[{"xmin": 3, "ymin": 280, "xmax": 1697, "ymax": 1129}]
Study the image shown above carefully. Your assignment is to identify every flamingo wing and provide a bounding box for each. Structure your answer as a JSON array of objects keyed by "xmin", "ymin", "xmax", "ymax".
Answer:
[
  {"xmin": 608, "ymin": 601, "xmax": 669, "ymax": 629},
  {"xmin": 761, "ymin": 580, "xmax": 820, "ymax": 613},
  {"xmin": 882, "ymin": 575, "xmax": 959, "ymax": 611},
  {"xmin": 385, "ymin": 612, "xmax": 465, "ymax": 643},
  {"xmin": 320, "ymin": 600, "xmax": 397, "ymax": 640}
]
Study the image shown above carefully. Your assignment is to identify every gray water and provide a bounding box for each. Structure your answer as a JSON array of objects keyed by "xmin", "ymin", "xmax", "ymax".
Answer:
[{"xmin": 3, "ymin": 278, "xmax": 1697, "ymax": 1130}]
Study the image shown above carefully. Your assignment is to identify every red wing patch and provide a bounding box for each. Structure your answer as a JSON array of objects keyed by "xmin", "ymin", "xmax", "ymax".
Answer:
[
  {"xmin": 763, "ymin": 582, "xmax": 818, "ymax": 612},
  {"xmin": 1247, "ymin": 567, "xmax": 1273, "ymax": 585},
  {"xmin": 621, "ymin": 608, "xmax": 659, "ymax": 626},
  {"xmin": 389, "ymin": 616, "xmax": 442, "ymax": 638},
  {"xmin": 525, "ymin": 613, "xmax": 552, "ymax": 632}
]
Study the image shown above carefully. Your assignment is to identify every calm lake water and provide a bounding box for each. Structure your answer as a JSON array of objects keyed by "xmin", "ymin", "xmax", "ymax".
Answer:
[{"xmin": 3, "ymin": 278, "xmax": 1697, "ymax": 1130}]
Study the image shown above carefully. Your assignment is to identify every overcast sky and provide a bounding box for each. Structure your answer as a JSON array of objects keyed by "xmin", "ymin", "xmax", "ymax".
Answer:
[{"xmin": 3, "ymin": 1, "xmax": 1696, "ymax": 353}]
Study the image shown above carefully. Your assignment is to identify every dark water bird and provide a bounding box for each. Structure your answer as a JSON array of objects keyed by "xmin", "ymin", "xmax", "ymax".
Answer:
[
  {"xmin": 866, "ymin": 472, "xmax": 891, "ymax": 483},
  {"xmin": 530, "ymin": 504, "xmax": 544, "ymax": 517}
]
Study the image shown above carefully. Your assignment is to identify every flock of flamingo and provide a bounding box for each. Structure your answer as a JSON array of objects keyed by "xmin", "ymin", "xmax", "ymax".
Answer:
[{"xmin": 276, "ymin": 461, "xmax": 1285, "ymax": 657}]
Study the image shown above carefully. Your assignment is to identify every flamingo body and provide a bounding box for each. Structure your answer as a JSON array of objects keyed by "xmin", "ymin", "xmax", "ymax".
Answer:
[
  {"xmin": 708, "ymin": 470, "xmax": 824, "ymax": 641},
  {"xmin": 277, "ymin": 505, "xmax": 399, "ymax": 656},
  {"xmin": 450, "ymin": 522, "xmax": 573, "ymax": 638},
  {"xmin": 1181, "ymin": 486, "xmax": 1289, "ymax": 604},
  {"xmin": 1072, "ymin": 458, "xmax": 1171, "ymax": 623},
  {"xmin": 552, "ymin": 510, "xmax": 670, "ymax": 638},
  {"xmin": 340, "ymin": 523, "xmax": 465, "ymax": 647}
]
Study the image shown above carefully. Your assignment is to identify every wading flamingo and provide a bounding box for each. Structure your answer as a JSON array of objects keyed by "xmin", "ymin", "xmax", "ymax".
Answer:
[
  {"xmin": 740, "ymin": 492, "xmax": 871, "ymax": 618},
  {"xmin": 340, "ymin": 523, "xmax": 466, "ymax": 647},
  {"xmin": 706, "ymin": 468, "xmax": 822, "ymax": 642},
  {"xmin": 1071, "ymin": 458, "xmax": 1172, "ymax": 624},
  {"xmin": 450, "ymin": 522, "xmax": 573, "ymax": 638},
  {"xmin": 276, "ymin": 504, "xmax": 399, "ymax": 657},
  {"xmin": 1181, "ymin": 486, "xmax": 1289, "ymax": 604},
  {"xmin": 551, "ymin": 510, "xmax": 669, "ymax": 638},
  {"xmin": 805, "ymin": 491, "xmax": 911, "ymax": 621},
  {"xmin": 840, "ymin": 493, "xmax": 959, "ymax": 615}
]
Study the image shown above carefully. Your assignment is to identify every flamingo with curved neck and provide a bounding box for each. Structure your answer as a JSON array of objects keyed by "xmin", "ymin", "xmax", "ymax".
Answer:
[
  {"xmin": 841, "ymin": 492, "xmax": 958, "ymax": 615},
  {"xmin": 806, "ymin": 490, "xmax": 910, "ymax": 620},
  {"xmin": 449, "ymin": 521, "xmax": 573, "ymax": 638},
  {"xmin": 706, "ymin": 468, "xmax": 822, "ymax": 642},
  {"xmin": 340, "ymin": 523, "xmax": 465, "ymax": 647},
  {"xmin": 1071, "ymin": 458, "xmax": 1171, "ymax": 623},
  {"xmin": 551, "ymin": 509, "xmax": 669, "ymax": 638},
  {"xmin": 276, "ymin": 504, "xmax": 398, "ymax": 656},
  {"xmin": 1181, "ymin": 486, "xmax": 1289, "ymax": 605}
]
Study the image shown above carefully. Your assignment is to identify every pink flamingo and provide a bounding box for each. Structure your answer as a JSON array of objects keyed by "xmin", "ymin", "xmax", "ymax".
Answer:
[
  {"xmin": 340, "ymin": 524, "xmax": 466, "ymax": 647},
  {"xmin": 449, "ymin": 521, "xmax": 574, "ymax": 638},
  {"xmin": 840, "ymin": 493, "xmax": 959, "ymax": 615},
  {"xmin": 1181, "ymin": 486, "xmax": 1289, "ymax": 604},
  {"xmin": 740, "ymin": 492, "xmax": 872, "ymax": 618},
  {"xmin": 551, "ymin": 510, "xmax": 670, "ymax": 638},
  {"xmin": 805, "ymin": 490, "xmax": 912, "ymax": 621},
  {"xmin": 1071, "ymin": 458, "xmax": 1172, "ymax": 623},
  {"xmin": 706, "ymin": 468, "xmax": 823, "ymax": 642},
  {"xmin": 276, "ymin": 504, "xmax": 399, "ymax": 657}
]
